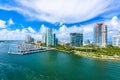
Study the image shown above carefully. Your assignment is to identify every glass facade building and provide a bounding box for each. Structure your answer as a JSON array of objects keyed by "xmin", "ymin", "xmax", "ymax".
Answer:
[
  {"xmin": 112, "ymin": 31, "xmax": 120, "ymax": 47},
  {"xmin": 46, "ymin": 28, "xmax": 58, "ymax": 47},
  {"xmin": 25, "ymin": 35, "xmax": 34, "ymax": 43},
  {"xmin": 46, "ymin": 28, "xmax": 52, "ymax": 46},
  {"xmin": 42, "ymin": 33, "xmax": 46, "ymax": 44},
  {"xmin": 94, "ymin": 22, "xmax": 107, "ymax": 47},
  {"xmin": 70, "ymin": 33, "xmax": 83, "ymax": 47},
  {"xmin": 52, "ymin": 33, "xmax": 56, "ymax": 46}
]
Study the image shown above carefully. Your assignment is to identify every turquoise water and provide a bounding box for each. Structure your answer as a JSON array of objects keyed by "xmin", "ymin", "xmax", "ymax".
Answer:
[{"xmin": 0, "ymin": 41, "xmax": 120, "ymax": 80}]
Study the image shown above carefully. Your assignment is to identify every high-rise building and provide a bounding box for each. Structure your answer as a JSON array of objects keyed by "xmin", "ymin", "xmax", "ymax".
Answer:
[
  {"xmin": 46, "ymin": 28, "xmax": 58, "ymax": 47},
  {"xmin": 46, "ymin": 28, "xmax": 52, "ymax": 46},
  {"xmin": 42, "ymin": 33, "xmax": 46, "ymax": 43},
  {"xmin": 84, "ymin": 39, "xmax": 91, "ymax": 46},
  {"xmin": 52, "ymin": 33, "xmax": 56, "ymax": 46},
  {"xmin": 70, "ymin": 33, "xmax": 83, "ymax": 47},
  {"xmin": 94, "ymin": 22, "xmax": 107, "ymax": 47},
  {"xmin": 55, "ymin": 38, "xmax": 58, "ymax": 46},
  {"xmin": 112, "ymin": 30, "xmax": 120, "ymax": 47},
  {"xmin": 25, "ymin": 35, "xmax": 34, "ymax": 43}
]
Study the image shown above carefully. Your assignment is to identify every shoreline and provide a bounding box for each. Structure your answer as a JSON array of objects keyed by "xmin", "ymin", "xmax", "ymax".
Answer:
[
  {"xmin": 74, "ymin": 51, "xmax": 120, "ymax": 61},
  {"xmin": 54, "ymin": 49, "xmax": 72, "ymax": 53},
  {"xmin": 54, "ymin": 49, "xmax": 120, "ymax": 61}
]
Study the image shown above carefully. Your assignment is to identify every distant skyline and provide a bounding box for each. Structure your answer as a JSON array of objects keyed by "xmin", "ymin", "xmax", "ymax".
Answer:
[{"xmin": 0, "ymin": 0, "xmax": 120, "ymax": 42}]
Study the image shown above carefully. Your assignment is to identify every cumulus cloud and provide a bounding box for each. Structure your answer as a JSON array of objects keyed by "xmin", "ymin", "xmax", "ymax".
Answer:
[
  {"xmin": 0, "ymin": 26, "xmax": 41, "ymax": 40},
  {"xmin": 106, "ymin": 16, "xmax": 120, "ymax": 35},
  {"xmin": 21, "ymin": 28, "xmax": 28, "ymax": 34},
  {"xmin": 0, "ymin": 20, "xmax": 6, "ymax": 28},
  {"xmin": 0, "ymin": 29, "xmax": 24, "ymax": 40},
  {"xmin": 31, "ymin": 34, "xmax": 42, "ymax": 41},
  {"xmin": 81, "ymin": 24, "xmax": 94, "ymax": 41},
  {"xmin": 40, "ymin": 24, "xmax": 47, "ymax": 34},
  {"xmin": 28, "ymin": 26, "xmax": 35, "ymax": 33},
  {"xmin": 8, "ymin": 18, "xmax": 14, "ymax": 25},
  {"xmin": 0, "ymin": 0, "xmax": 118, "ymax": 23},
  {"xmin": 105, "ymin": 16, "xmax": 120, "ymax": 42},
  {"xmin": 110, "ymin": 16, "xmax": 120, "ymax": 30},
  {"xmin": 55, "ymin": 24, "xmax": 94, "ymax": 41},
  {"xmin": 0, "ymin": 18, "xmax": 15, "ymax": 28}
]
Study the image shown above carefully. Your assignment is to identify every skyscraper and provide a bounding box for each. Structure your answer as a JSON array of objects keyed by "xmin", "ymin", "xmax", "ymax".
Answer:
[
  {"xmin": 25, "ymin": 35, "xmax": 34, "ymax": 43},
  {"xmin": 70, "ymin": 33, "xmax": 83, "ymax": 47},
  {"xmin": 94, "ymin": 22, "xmax": 107, "ymax": 47},
  {"xmin": 112, "ymin": 30, "xmax": 120, "ymax": 47},
  {"xmin": 42, "ymin": 33, "xmax": 46, "ymax": 44},
  {"xmin": 46, "ymin": 28, "xmax": 52, "ymax": 46},
  {"xmin": 46, "ymin": 28, "xmax": 58, "ymax": 47},
  {"xmin": 84, "ymin": 39, "xmax": 91, "ymax": 46},
  {"xmin": 52, "ymin": 33, "xmax": 56, "ymax": 46},
  {"xmin": 55, "ymin": 38, "xmax": 58, "ymax": 46}
]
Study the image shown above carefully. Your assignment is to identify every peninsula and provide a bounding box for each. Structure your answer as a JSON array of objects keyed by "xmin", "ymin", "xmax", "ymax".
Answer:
[{"xmin": 52, "ymin": 45, "xmax": 120, "ymax": 60}]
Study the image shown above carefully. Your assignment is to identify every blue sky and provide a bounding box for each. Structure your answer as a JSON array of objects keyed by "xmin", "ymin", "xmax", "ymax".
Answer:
[{"xmin": 0, "ymin": 0, "xmax": 120, "ymax": 43}]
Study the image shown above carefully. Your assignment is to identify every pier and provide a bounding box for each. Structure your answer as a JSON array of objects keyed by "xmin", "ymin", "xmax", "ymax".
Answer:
[{"xmin": 8, "ymin": 43, "xmax": 52, "ymax": 55}]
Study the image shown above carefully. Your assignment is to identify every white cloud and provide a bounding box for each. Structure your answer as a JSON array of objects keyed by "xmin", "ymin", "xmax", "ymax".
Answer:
[
  {"xmin": 0, "ymin": 29, "xmax": 24, "ymax": 40},
  {"xmin": 0, "ymin": 18, "xmax": 15, "ymax": 28},
  {"xmin": 0, "ymin": 26, "xmax": 41, "ymax": 40},
  {"xmin": 54, "ymin": 25, "xmax": 83, "ymax": 41},
  {"xmin": 21, "ymin": 28, "xmax": 28, "ymax": 34},
  {"xmin": 106, "ymin": 16, "xmax": 120, "ymax": 35},
  {"xmin": 81, "ymin": 24, "xmax": 94, "ymax": 41},
  {"xmin": 28, "ymin": 26, "xmax": 35, "ymax": 33},
  {"xmin": 57, "ymin": 24, "xmax": 94, "ymax": 41},
  {"xmin": 83, "ymin": 25, "xmax": 93, "ymax": 34},
  {"xmin": 31, "ymin": 34, "xmax": 42, "ymax": 41},
  {"xmin": 8, "ymin": 18, "xmax": 14, "ymax": 25},
  {"xmin": 0, "ymin": 0, "xmax": 116, "ymax": 23},
  {"xmin": 0, "ymin": 20, "xmax": 6, "ymax": 28},
  {"xmin": 110, "ymin": 16, "xmax": 120, "ymax": 30},
  {"xmin": 40, "ymin": 24, "xmax": 47, "ymax": 34}
]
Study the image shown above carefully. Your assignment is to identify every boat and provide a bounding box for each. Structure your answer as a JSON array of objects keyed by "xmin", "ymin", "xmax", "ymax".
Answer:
[{"xmin": 8, "ymin": 43, "xmax": 49, "ymax": 55}]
